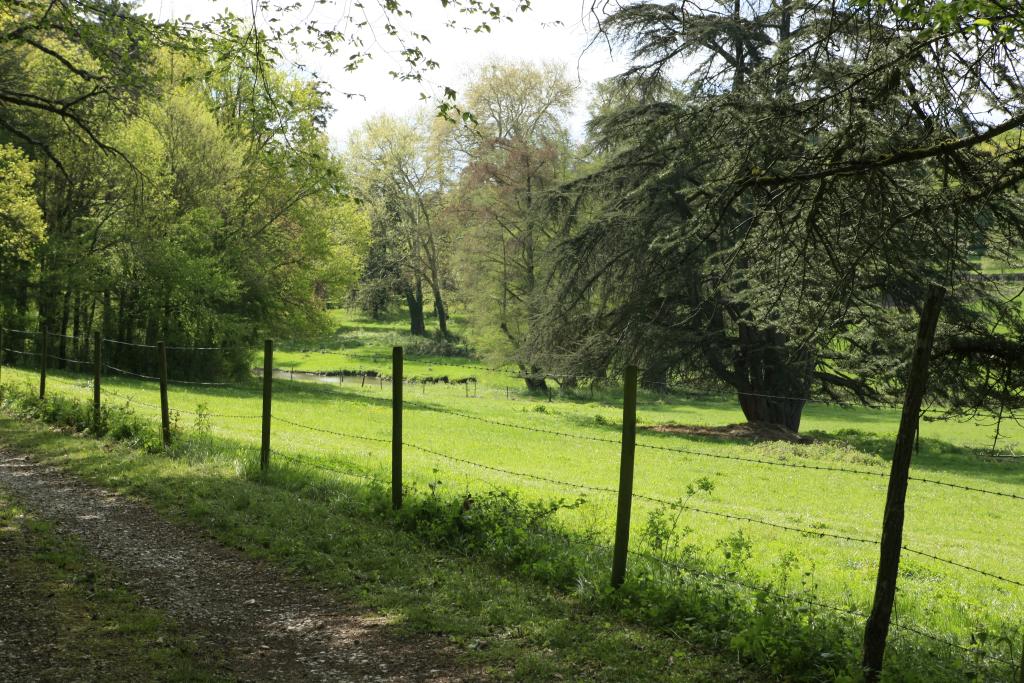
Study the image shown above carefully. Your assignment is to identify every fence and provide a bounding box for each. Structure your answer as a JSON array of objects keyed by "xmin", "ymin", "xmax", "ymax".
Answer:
[{"xmin": 1, "ymin": 325, "xmax": 1023, "ymax": 679}]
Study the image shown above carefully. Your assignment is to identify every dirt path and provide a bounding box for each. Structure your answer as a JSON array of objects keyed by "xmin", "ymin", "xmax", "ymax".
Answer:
[{"xmin": 0, "ymin": 449, "xmax": 479, "ymax": 682}]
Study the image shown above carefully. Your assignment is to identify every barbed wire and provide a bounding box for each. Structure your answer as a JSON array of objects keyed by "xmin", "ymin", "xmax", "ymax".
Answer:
[
  {"xmin": 101, "ymin": 336, "xmax": 240, "ymax": 352},
  {"xmin": 47, "ymin": 330, "xmax": 86, "ymax": 342},
  {"xmin": 165, "ymin": 343, "xmax": 237, "ymax": 351},
  {"xmin": 426, "ymin": 406, "xmax": 1024, "ymax": 503},
  {"xmin": 901, "ymin": 547, "xmax": 1024, "ymax": 588},
  {"xmin": 301, "ymin": 352, "xmax": 518, "ymax": 378},
  {"xmin": 167, "ymin": 377, "xmax": 248, "ymax": 388},
  {"xmin": 400, "ymin": 434, "xmax": 1024, "ymax": 589},
  {"xmin": 45, "ymin": 353, "xmax": 92, "ymax": 367},
  {"xmin": 270, "ymin": 414, "xmax": 391, "ymax": 445},
  {"xmin": 104, "ymin": 363, "xmax": 160, "ymax": 381},
  {"xmin": 427, "ymin": 405, "xmax": 623, "ymax": 447},
  {"xmin": 632, "ymin": 491, "xmax": 1024, "ymax": 588},
  {"xmin": 99, "ymin": 387, "xmax": 163, "ymax": 410},
  {"xmin": 46, "ymin": 375, "xmax": 92, "ymax": 390},
  {"xmin": 7, "ymin": 359, "xmax": 1020, "ymax": 671},
  {"xmin": 403, "ymin": 440, "xmax": 621, "ymax": 496},
  {"xmin": 631, "ymin": 546, "xmax": 868, "ymax": 618},
  {"xmin": 99, "ymin": 386, "xmax": 260, "ymax": 419},
  {"xmin": 272, "ymin": 450, "xmax": 381, "ymax": 483},
  {"xmin": 889, "ymin": 618, "xmax": 1008, "ymax": 662},
  {"xmin": 905, "ymin": 475, "xmax": 1024, "ymax": 502},
  {"xmin": 272, "ymin": 440, "xmax": 1006, "ymax": 670},
  {"xmin": 0, "ymin": 327, "xmax": 39, "ymax": 336},
  {"xmin": 288, "ymin": 352, "xmax": 913, "ymax": 409},
  {"xmin": 103, "ymin": 338, "xmax": 157, "ymax": 349},
  {"xmin": 634, "ymin": 547, "xmax": 1008, "ymax": 664},
  {"xmin": 1, "ymin": 347, "xmax": 41, "ymax": 358},
  {"xmin": 635, "ymin": 492, "xmax": 881, "ymax": 546},
  {"xmin": 14, "ymin": 346, "xmax": 1024, "ymax": 594}
]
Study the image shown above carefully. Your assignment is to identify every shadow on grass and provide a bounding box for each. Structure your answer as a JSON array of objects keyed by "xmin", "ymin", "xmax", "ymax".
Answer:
[{"xmin": 814, "ymin": 429, "xmax": 1024, "ymax": 489}]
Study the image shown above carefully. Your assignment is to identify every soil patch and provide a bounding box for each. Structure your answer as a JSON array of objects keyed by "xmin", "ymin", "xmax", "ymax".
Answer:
[{"xmin": 643, "ymin": 421, "xmax": 814, "ymax": 444}]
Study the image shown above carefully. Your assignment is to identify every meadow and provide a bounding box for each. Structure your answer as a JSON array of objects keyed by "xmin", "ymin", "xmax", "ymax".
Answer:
[{"xmin": 2, "ymin": 309, "xmax": 1023, "ymax": 680}]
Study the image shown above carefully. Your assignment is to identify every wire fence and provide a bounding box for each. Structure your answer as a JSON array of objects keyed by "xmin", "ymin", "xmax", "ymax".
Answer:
[{"xmin": 1, "ymin": 338, "xmax": 1022, "ymax": 678}]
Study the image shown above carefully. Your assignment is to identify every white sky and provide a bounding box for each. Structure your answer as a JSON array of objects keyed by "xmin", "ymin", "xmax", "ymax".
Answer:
[{"xmin": 141, "ymin": 1, "xmax": 628, "ymax": 145}]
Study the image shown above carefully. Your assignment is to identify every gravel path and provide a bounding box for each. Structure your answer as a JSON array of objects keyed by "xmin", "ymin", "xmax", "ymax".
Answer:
[{"xmin": 0, "ymin": 449, "xmax": 481, "ymax": 682}]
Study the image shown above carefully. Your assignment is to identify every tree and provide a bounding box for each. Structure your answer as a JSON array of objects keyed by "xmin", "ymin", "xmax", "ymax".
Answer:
[
  {"xmin": 0, "ymin": 0, "xmax": 193, "ymax": 170},
  {"xmin": 0, "ymin": 143, "xmax": 45, "ymax": 339},
  {"xmin": 452, "ymin": 60, "xmax": 577, "ymax": 389},
  {"xmin": 0, "ymin": 24, "xmax": 368, "ymax": 379},
  {"xmin": 348, "ymin": 113, "xmax": 455, "ymax": 337},
  {"xmin": 535, "ymin": 1, "xmax": 1024, "ymax": 431}
]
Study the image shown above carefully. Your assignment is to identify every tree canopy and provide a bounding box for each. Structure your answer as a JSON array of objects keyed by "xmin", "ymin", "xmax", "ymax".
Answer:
[{"xmin": 530, "ymin": 0, "xmax": 1024, "ymax": 430}]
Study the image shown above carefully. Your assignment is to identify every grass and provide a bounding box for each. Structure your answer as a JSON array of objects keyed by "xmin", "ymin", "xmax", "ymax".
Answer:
[
  {"xmin": 2, "ymin": 307, "xmax": 1024, "ymax": 680},
  {"xmin": 0, "ymin": 490, "xmax": 227, "ymax": 681},
  {"xmin": 0, "ymin": 415, "xmax": 751, "ymax": 683}
]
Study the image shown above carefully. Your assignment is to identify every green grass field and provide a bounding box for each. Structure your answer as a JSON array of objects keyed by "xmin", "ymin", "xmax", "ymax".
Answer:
[{"xmin": 2, "ymin": 308, "xmax": 1023, "ymax": 679}]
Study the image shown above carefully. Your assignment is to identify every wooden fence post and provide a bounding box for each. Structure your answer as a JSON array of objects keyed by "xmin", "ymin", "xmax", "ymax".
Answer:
[
  {"xmin": 39, "ymin": 326, "xmax": 47, "ymax": 399},
  {"xmin": 1015, "ymin": 638, "xmax": 1024, "ymax": 683},
  {"xmin": 862, "ymin": 284, "xmax": 945, "ymax": 681},
  {"xmin": 93, "ymin": 332, "xmax": 102, "ymax": 433},
  {"xmin": 392, "ymin": 346, "xmax": 403, "ymax": 510},
  {"xmin": 611, "ymin": 365, "xmax": 639, "ymax": 588},
  {"xmin": 157, "ymin": 341, "xmax": 170, "ymax": 449},
  {"xmin": 260, "ymin": 339, "xmax": 273, "ymax": 472}
]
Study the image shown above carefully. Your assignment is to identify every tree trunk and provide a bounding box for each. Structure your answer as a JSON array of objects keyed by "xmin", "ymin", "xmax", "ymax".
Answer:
[
  {"xmin": 404, "ymin": 286, "xmax": 426, "ymax": 336},
  {"xmin": 520, "ymin": 364, "xmax": 548, "ymax": 392},
  {"xmin": 641, "ymin": 365, "xmax": 669, "ymax": 392},
  {"xmin": 58, "ymin": 289, "xmax": 71, "ymax": 369},
  {"xmin": 737, "ymin": 393, "xmax": 806, "ymax": 432},
  {"xmin": 732, "ymin": 324, "xmax": 814, "ymax": 432},
  {"xmin": 71, "ymin": 291, "xmax": 81, "ymax": 360},
  {"xmin": 432, "ymin": 283, "xmax": 449, "ymax": 338}
]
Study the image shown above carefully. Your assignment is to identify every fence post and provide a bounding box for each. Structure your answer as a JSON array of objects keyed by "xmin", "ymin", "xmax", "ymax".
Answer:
[
  {"xmin": 611, "ymin": 365, "xmax": 639, "ymax": 588},
  {"xmin": 862, "ymin": 284, "xmax": 945, "ymax": 681},
  {"xmin": 392, "ymin": 346, "xmax": 403, "ymax": 510},
  {"xmin": 260, "ymin": 339, "xmax": 273, "ymax": 472},
  {"xmin": 93, "ymin": 332, "xmax": 102, "ymax": 433},
  {"xmin": 157, "ymin": 341, "xmax": 170, "ymax": 449},
  {"xmin": 39, "ymin": 326, "xmax": 47, "ymax": 399},
  {"xmin": 0, "ymin": 326, "xmax": 4, "ymax": 388}
]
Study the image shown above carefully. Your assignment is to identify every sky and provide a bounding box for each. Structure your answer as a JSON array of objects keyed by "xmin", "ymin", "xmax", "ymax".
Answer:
[{"xmin": 140, "ymin": 1, "xmax": 629, "ymax": 145}]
